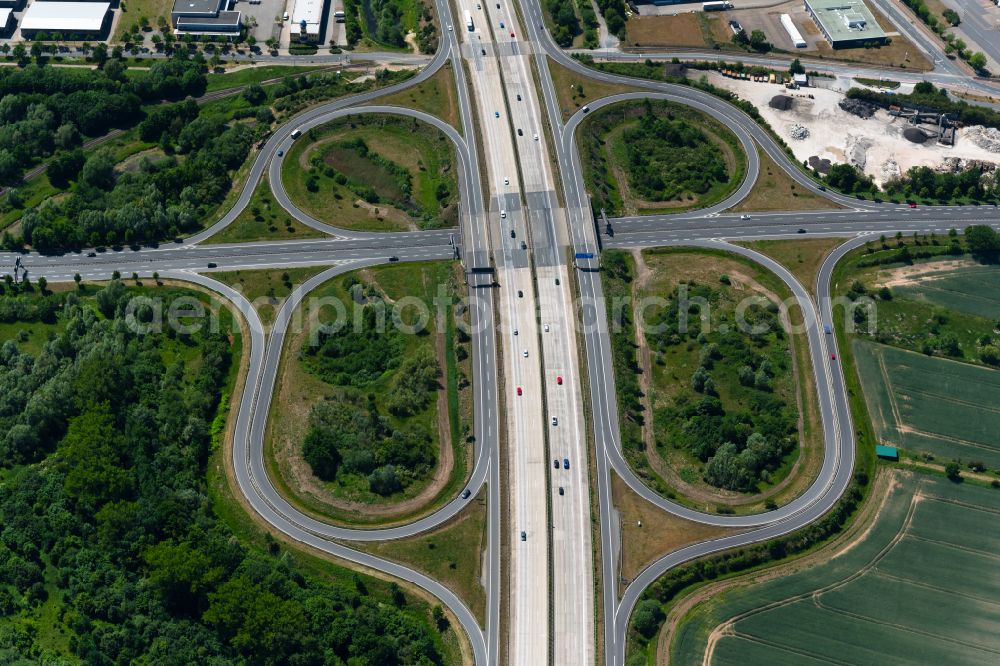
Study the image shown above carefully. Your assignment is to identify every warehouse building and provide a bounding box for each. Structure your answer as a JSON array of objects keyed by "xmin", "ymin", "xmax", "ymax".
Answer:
[
  {"xmin": 20, "ymin": 1, "xmax": 112, "ymax": 38},
  {"xmin": 290, "ymin": 0, "xmax": 326, "ymax": 42},
  {"xmin": 804, "ymin": 0, "xmax": 887, "ymax": 48},
  {"xmin": 171, "ymin": 0, "xmax": 242, "ymax": 37},
  {"xmin": 0, "ymin": 7, "xmax": 13, "ymax": 37}
]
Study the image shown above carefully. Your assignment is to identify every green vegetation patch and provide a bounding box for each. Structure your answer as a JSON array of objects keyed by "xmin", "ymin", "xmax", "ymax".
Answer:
[
  {"xmin": 891, "ymin": 264, "xmax": 1000, "ymax": 320},
  {"xmin": 0, "ymin": 280, "xmax": 447, "ymax": 664},
  {"xmin": 854, "ymin": 340, "xmax": 1000, "ymax": 468},
  {"xmin": 344, "ymin": 0, "xmax": 438, "ymax": 52},
  {"xmin": 283, "ymin": 115, "xmax": 458, "ymax": 232},
  {"xmin": 207, "ymin": 177, "xmax": 327, "ymax": 244},
  {"xmin": 579, "ymin": 98, "xmax": 744, "ymax": 216},
  {"xmin": 671, "ymin": 475, "xmax": 1000, "ymax": 665}
]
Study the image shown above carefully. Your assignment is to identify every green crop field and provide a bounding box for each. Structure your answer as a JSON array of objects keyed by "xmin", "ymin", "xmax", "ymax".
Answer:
[
  {"xmin": 892, "ymin": 264, "xmax": 1000, "ymax": 320},
  {"xmin": 671, "ymin": 473, "xmax": 1000, "ymax": 665},
  {"xmin": 853, "ymin": 340, "xmax": 1000, "ymax": 467}
]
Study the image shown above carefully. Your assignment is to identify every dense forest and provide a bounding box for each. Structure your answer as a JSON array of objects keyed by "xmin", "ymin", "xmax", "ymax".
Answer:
[
  {"xmin": 647, "ymin": 282, "xmax": 798, "ymax": 492},
  {"xmin": 0, "ymin": 283, "xmax": 446, "ymax": 663},
  {"xmin": 620, "ymin": 106, "xmax": 729, "ymax": 203},
  {"xmin": 301, "ymin": 275, "xmax": 439, "ymax": 497}
]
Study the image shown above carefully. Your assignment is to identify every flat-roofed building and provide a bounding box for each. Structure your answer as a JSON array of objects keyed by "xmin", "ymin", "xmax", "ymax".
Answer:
[
  {"xmin": 171, "ymin": 0, "xmax": 242, "ymax": 36},
  {"xmin": 290, "ymin": 0, "xmax": 326, "ymax": 42},
  {"xmin": 0, "ymin": 7, "xmax": 14, "ymax": 36},
  {"xmin": 20, "ymin": 1, "xmax": 112, "ymax": 37},
  {"xmin": 804, "ymin": 0, "xmax": 887, "ymax": 48}
]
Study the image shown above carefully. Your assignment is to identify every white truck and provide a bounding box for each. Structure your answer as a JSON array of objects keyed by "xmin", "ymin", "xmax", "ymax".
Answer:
[
  {"xmin": 465, "ymin": 9, "xmax": 474, "ymax": 31},
  {"xmin": 702, "ymin": 1, "xmax": 733, "ymax": 10},
  {"xmin": 334, "ymin": 10, "xmax": 345, "ymax": 22}
]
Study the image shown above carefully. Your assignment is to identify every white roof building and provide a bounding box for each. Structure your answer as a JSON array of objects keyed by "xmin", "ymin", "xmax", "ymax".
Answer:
[
  {"xmin": 291, "ymin": 0, "xmax": 324, "ymax": 38},
  {"xmin": 21, "ymin": 1, "xmax": 111, "ymax": 33}
]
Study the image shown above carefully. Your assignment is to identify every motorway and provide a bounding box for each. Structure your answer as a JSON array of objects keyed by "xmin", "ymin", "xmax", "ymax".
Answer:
[{"xmin": 3, "ymin": 1, "xmax": 1000, "ymax": 664}]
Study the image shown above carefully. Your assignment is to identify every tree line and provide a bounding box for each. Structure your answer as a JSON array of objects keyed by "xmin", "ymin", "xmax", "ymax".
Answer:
[{"xmin": 0, "ymin": 283, "xmax": 447, "ymax": 663}]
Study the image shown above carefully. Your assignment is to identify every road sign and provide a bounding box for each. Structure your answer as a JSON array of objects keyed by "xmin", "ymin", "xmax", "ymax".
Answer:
[{"xmin": 575, "ymin": 252, "xmax": 594, "ymax": 259}]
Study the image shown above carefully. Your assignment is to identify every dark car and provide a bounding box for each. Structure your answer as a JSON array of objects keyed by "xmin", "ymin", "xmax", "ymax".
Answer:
[
  {"xmin": 517, "ymin": 128, "xmax": 523, "ymax": 136},
  {"xmin": 563, "ymin": 458, "xmax": 569, "ymax": 469},
  {"xmin": 558, "ymin": 487, "xmax": 564, "ymax": 496},
  {"xmin": 797, "ymin": 228, "xmax": 807, "ymax": 234},
  {"xmin": 87, "ymin": 252, "xmax": 96, "ymax": 258},
  {"xmin": 553, "ymin": 459, "xmax": 560, "ymax": 469},
  {"xmin": 516, "ymin": 94, "xmax": 522, "ymax": 101},
  {"xmin": 207, "ymin": 262, "xmax": 217, "ymax": 268},
  {"xmin": 461, "ymin": 489, "xmax": 471, "ymax": 499},
  {"xmin": 520, "ymin": 531, "xmax": 526, "ymax": 541},
  {"xmin": 388, "ymin": 256, "xmax": 399, "ymax": 262},
  {"xmin": 518, "ymin": 290, "xmax": 523, "ymax": 298}
]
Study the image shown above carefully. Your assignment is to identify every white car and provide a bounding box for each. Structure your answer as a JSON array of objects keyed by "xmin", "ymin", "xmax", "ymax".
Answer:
[
  {"xmin": 282, "ymin": 11, "xmax": 288, "ymax": 20},
  {"xmin": 523, "ymin": 350, "xmax": 529, "ymax": 358},
  {"xmin": 533, "ymin": 133, "xmax": 539, "ymax": 141},
  {"xmin": 551, "ymin": 416, "xmax": 558, "ymax": 426},
  {"xmin": 448, "ymin": 25, "xmax": 453, "ymax": 31},
  {"xmin": 740, "ymin": 214, "xmax": 751, "ymax": 220},
  {"xmin": 504, "ymin": 177, "xmax": 509, "ymax": 185},
  {"xmin": 544, "ymin": 324, "xmax": 550, "ymax": 332},
  {"xmin": 500, "ymin": 210, "xmax": 507, "ymax": 219}
]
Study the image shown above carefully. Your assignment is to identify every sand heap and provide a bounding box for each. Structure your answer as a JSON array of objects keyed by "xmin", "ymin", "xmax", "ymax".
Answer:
[
  {"xmin": 845, "ymin": 135, "xmax": 873, "ymax": 169},
  {"xmin": 880, "ymin": 158, "xmax": 901, "ymax": 182}
]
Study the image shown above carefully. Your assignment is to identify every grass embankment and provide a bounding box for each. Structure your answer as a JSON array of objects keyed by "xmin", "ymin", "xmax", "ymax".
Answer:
[
  {"xmin": 731, "ymin": 147, "xmax": 840, "ymax": 213},
  {"xmin": 669, "ymin": 472, "xmax": 1000, "ymax": 664},
  {"xmin": 579, "ymin": 99, "xmax": 746, "ymax": 216},
  {"xmin": 355, "ymin": 487, "xmax": 488, "ymax": 626},
  {"xmin": 206, "ymin": 177, "xmax": 328, "ymax": 244},
  {"xmin": 282, "ymin": 115, "xmax": 459, "ymax": 232},
  {"xmin": 264, "ymin": 261, "xmax": 474, "ymax": 526},
  {"xmin": 212, "ymin": 267, "xmax": 330, "ymax": 326},
  {"xmin": 546, "ymin": 56, "xmax": 641, "ymax": 120},
  {"xmin": 603, "ymin": 247, "xmax": 824, "ymax": 515},
  {"xmin": 371, "ymin": 62, "xmax": 460, "ymax": 130},
  {"xmin": 205, "ymin": 65, "xmax": 330, "ymax": 93},
  {"xmin": 736, "ymin": 237, "xmax": 846, "ymax": 296},
  {"xmin": 612, "ymin": 473, "xmax": 733, "ymax": 584}
]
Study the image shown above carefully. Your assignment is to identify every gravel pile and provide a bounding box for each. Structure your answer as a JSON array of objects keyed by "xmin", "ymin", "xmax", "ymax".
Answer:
[
  {"xmin": 965, "ymin": 125, "xmax": 1000, "ymax": 153},
  {"xmin": 838, "ymin": 98, "xmax": 875, "ymax": 119},
  {"xmin": 879, "ymin": 158, "xmax": 901, "ymax": 182},
  {"xmin": 789, "ymin": 123, "xmax": 810, "ymax": 140}
]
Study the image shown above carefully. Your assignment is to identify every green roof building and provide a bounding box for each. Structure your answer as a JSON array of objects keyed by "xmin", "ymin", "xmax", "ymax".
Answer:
[
  {"xmin": 804, "ymin": 0, "xmax": 888, "ymax": 49},
  {"xmin": 876, "ymin": 445, "xmax": 899, "ymax": 461}
]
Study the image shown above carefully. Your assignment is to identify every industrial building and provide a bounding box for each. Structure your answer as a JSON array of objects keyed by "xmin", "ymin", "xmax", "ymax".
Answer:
[
  {"xmin": 20, "ymin": 1, "xmax": 112, "ymax": 37},
  {"xmin": 290, "ymin": 0, "xmax": 326, "ymax": 42},
  {"xmin": 171, "ymin": 0, "xmax": 242, "ymax": 37},
  {"xmin": 804, "ymin": 0, "xmax": 887, "ymax": 48},
  {"xmin": 0, "ymin": 7, "xmax": 13, "ymax": 36}
]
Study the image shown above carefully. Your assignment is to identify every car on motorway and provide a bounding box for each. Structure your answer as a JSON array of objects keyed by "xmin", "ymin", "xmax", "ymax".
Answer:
[
  {"xmin": 447, "ymin": 24, "xmax": 453, "ymax": 31},
  {"xmin": 563, "ymin": 458, "xmax": 569, "ymax": 469},
  {"xmin": 482, "ymin": 48, "xmax": 486, "ymax": 55},
  {"xmin": 388, "ymin": 256, "xmax": 399, "ymax": 262},
  {"xmin": 818, "ymin": 185, "xmax": 826, "ymax": 191},
  {"xmin": 516, "ymin": 387, "xmax": 522, "ymax": 396},
  {"xmin": 824, "ymin": 324, "xmax": 831, "ymax": 334},
  {"xmin": 499, "ymin": 21, "xmax": 504, "ymax": 28},
  {"xmin": 909, "ymin": 203, "xmax": 918, "ymax": 208},
  {"xmin": 798, "ymin": 228, "xmax": 807, "ymax": 233},
  {"xmin": 501, "ymin": 210, "xmax": 506, "ymax": 219},
  {"xmin": 290, "ymin": 129, "xmax": 302, "ymax": 139},
  {"xmin": 556, "ymin": 376, "xmax": 562, "ymax": 385},
  {"xmin": 544, "ymin": 324, "xmax": 549, "ymax": 332},
  {"xmin": 553, "ymin": 459, "xmax": 560, "ymax": 468},
  {"xmin": 510, "ymin": 31, "xmax": 514, "ymax": 38},
  {"xmin": 555, "ymin": 278, "xmax": 560, "ymax": 285},
  {"xmin": 461, "ymin": 489, "xmax": 471, "ymax": 499},
  {"xmin": 516, "ymin": 94, "xmax": 521, "ymax": 101},
  {"xmin": 830, "ymin": 353, "xmax": 837, "ymax": 360},
  {"xmin": 533, "ymin": 133, "xmax": 538, "ymax": 141},
  {"xmin": 277, "ymin": 149, "xmax": 284, "ymax": 157},
  {"xmin": 551, "ymin": 416, "xmax": 558, "ymax": 426},
  {"xmin": 740, "ymin": 214, "xmax": 751, "ymax": 220},
  {"xmin": 558, "ymin": 487, "xmax": 564, "ymax": 495},
  {"xmin": 494, "ymin": 111, "xmax": 500, "ymax": 118},
  {"xmin": 582, "ymin": 105, "xmax": 590, "ymax": 113},
  {"xmin": 513, "ymin": 328, "xmax": 518, "ymax": 335},
  {"xmin": 504, "ymin": 177, "xmax": 509, "ymax": 185},
  {"xmin": 510, "ymin": 229, "xmax": 516, "ymax": 238},
  {"xmin": 518, "ymin": 290, "xmax": 523, "ymax": 297},
  {"xmin": 523, "ymin": 349, "xmax": 528, "ymax": 357},
  {"xmin": 517, "ymin": 128, "xmax": 523, "ymax": 136},
  {"xmin": 520, "ymin": 531, "xmax": 526, "ymax": 541},
  {"xmin": 520, "ymin": 241, "xmax": 526, "ymax": 249},
  {"xmin": 207, "ymin": 262, "xmax": 217, "ymax": 268},
  {"xmin": 282, "ymin": 11, "xmax": 288, "ymax": 20},
  {"xmin": 87, "ymin": 252, "xmax": 96, "ymax": 257}
]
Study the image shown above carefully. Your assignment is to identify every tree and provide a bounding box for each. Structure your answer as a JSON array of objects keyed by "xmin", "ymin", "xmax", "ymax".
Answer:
[
  {"xmin": 945, "ymin": 462, "xmax": 961, "ymax": 482},
  {"xmin": 74, "ymin": 273, "xmax": 82, "ymax": 289},
  {"xmin": 12, "ymin": 43, "xmax": 27, "ymax": 65},
  {"xmin": 789, "ymin": 58, "xmax": 805, "ymax": 75},
  {"xmin": 242, "ymin": 82, "xmax": 266, "ymax": 105},
  {"xmin": 37, "ymin": 277, "xmax": 47, "ymax": 294},
  {"xmin": 969, "ymin": 51, "xmax": 987, "ymax": 72},
  {"xmin": 632, "ymin": 599, "xmax": 665, "ymax": 638},
  {"xmin": 749, "ymin": 30, "xmax": 768, "ymax": 51}
]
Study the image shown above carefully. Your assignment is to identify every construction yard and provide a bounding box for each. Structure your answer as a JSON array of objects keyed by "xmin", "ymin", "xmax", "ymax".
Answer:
[{"xmin": 701, "ymin": 72, "xmax": 1000, "ymax": 186}]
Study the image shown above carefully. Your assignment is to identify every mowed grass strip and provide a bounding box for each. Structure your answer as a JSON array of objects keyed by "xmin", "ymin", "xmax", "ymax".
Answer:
[{"xmin": 853, "ymin": 340, "xmax": 1000, "ymax": 467}]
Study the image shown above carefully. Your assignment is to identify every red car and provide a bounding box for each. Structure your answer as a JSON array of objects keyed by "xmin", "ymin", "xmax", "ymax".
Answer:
[
  {"xmin": 510, "ymin": 32, "xmax": 515, "ymax": 38},
  {"xmin": 516, "ymin": 387, "xmax": 522, "ymax": 396},
  {"xmin": 556, "ymin": 376, "xmax": 563, "ymax": 385},
  {"xmin": 908, "ymin": 203, "xmax": 917, "ymax": 208},
  {"xmin": 830, "ymin": 353, "xmax": 837, "ymax": 360}
]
